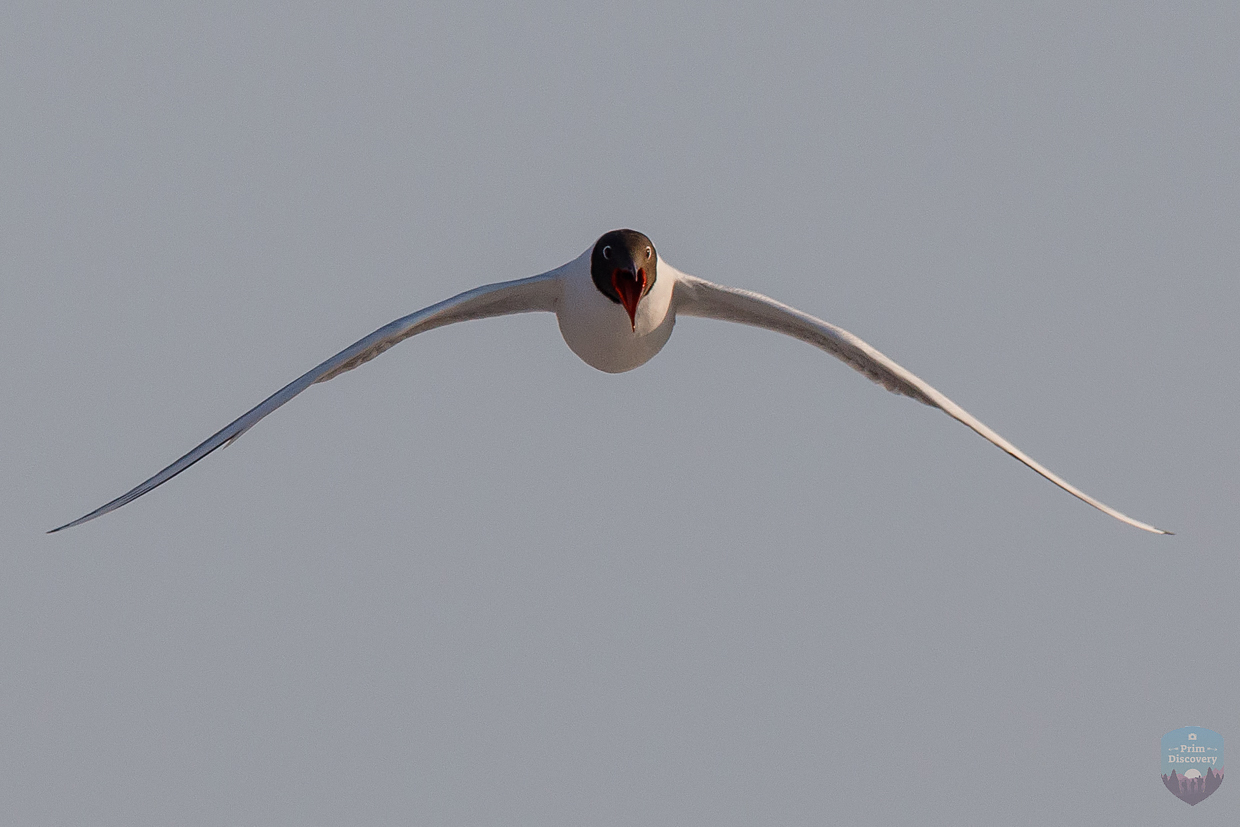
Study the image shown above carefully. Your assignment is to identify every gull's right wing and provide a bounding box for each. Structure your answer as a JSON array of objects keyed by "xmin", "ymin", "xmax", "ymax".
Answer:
[{"xmin": 51, "ymin": 271, "xmax": 561, "ymax": 532}]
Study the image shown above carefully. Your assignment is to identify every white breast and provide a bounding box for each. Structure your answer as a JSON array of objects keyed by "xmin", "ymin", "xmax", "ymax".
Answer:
[{"xmin": 555, "ymin": 250, "xmax": 677, "ymax": 373}]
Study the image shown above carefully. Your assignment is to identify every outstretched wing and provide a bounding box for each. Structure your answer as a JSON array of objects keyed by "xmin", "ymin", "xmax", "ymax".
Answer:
[
  {"xmin": 672, "ymin": 272, "xmax": 1169, "ymax": 534},
  {"xmin": 51, "ymin": 272, "xmax": 561, "ymax": 532}
]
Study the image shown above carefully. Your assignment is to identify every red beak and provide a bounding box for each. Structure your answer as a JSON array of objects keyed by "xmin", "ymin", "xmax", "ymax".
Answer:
[{"xmin": 612, "ymin": 267, "xmax": 647, "ymax": 331}]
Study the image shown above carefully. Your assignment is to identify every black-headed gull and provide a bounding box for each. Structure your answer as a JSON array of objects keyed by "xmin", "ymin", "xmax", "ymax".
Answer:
[{"xmin": 51, "ymin": 229, "xmax": 1169, "ymax": 534}]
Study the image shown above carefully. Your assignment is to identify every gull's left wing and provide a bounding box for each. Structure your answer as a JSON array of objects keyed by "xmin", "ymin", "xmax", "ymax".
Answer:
[
  {"xmin": 50, "ymin": 272, "xmax": 561, "ymax": 532},
  {"xmin": 672, "ymin": 271, "xmax": 1169, "ymax": 534}
]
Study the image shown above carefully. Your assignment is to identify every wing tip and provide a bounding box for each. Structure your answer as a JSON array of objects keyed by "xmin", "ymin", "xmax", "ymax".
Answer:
[
  {"xmin": 48, "ymin": 513, "xmax": 95, "ymax": 534},
  {"xmin": 48, "ymin": 503, "xmax": 119, "ymax": 534},
  {"xmin": 1128, "ymin": 518, "xmax": 1173, "ymax": 536}
]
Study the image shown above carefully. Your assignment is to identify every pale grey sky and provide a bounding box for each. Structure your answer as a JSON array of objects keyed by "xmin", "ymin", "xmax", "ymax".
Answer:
[{"xmin": 3, "ymin": 2, "xmax": 1237, "ymax": 824}]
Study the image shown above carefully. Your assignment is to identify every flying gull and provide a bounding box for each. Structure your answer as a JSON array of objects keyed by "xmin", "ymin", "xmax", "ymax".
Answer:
[{"xmin": 51, "ymin": 229, "xmax": 1170, "ymax": 534}]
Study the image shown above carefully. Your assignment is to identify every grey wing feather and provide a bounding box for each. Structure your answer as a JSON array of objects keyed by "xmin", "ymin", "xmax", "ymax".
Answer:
[
  {"xmin": 672, "ymin": 272, "xmax": 1169, "ymax": 535},
  {"xmin": 50, "ymin": 272, "xmax": 560, "ymax": 532}
]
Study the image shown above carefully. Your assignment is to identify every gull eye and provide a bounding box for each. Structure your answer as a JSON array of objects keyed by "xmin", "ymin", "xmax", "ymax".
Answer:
[
  {"xmin": 645, "ymin": 246, "xmax": 652, "ymax": 259},
  {"xmin": 602, "ymin": 245, "xmax": 612, "ymax": 260}
]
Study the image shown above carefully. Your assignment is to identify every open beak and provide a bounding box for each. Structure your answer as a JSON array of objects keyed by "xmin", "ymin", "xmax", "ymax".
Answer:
[{"xmin": 612, "ymin": 267, "xmax": 647, "ymax": 331}]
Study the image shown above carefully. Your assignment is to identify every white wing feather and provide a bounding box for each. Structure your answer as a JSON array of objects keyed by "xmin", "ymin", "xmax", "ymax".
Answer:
[
  {"xmin": 672, "ymin": 272, "xmax": 1169, "ymax": 535},
  {"xmin": 51, "ymin": 272, "xmax": 560, "ymax": 532}
]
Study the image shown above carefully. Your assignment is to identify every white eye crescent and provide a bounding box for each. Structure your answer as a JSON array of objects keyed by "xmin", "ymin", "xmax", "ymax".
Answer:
[
  {"xmin": 602, "ymin": 246, "xmax": 612, "ymax": 260},
  {"xmin": 645, "ymin": 246, "xmax": 652, "ymax": 259}
]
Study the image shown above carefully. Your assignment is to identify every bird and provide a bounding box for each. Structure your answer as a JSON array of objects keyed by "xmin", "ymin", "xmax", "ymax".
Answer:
[{"xmin": 50, "ymin": 229, "xmax": 1170, "ymax": 534}]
